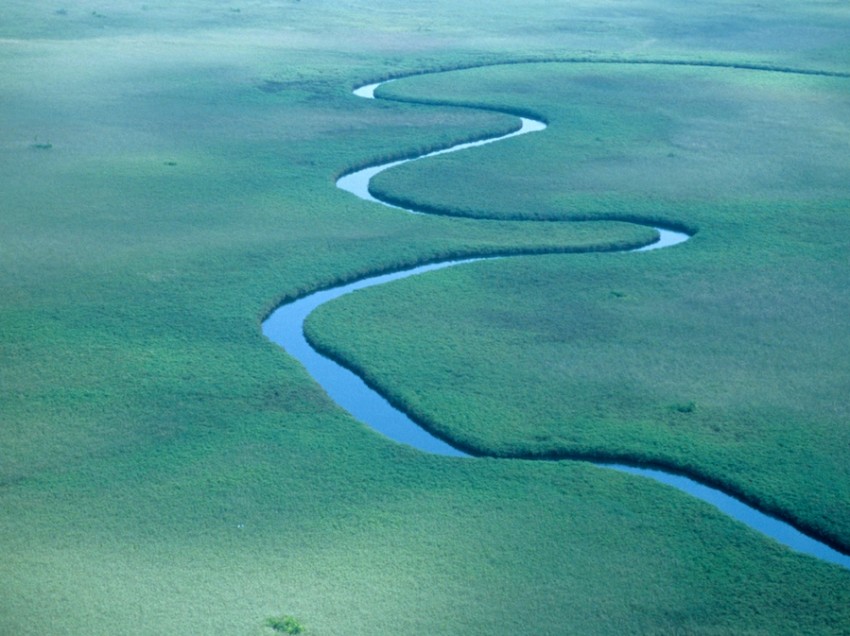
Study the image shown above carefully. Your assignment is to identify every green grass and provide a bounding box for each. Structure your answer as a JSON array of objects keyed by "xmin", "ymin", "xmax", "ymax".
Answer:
[
  {"xmin": 370, "ymin": 63, "xmax": 850, "ymax": 223},
  {"xmin": 2, "ymin": 0, "xmax": 850, "ymax": 634},
  {"xmin": 266, "ymin": 614, "xmax": 305, "ymax": 634}
]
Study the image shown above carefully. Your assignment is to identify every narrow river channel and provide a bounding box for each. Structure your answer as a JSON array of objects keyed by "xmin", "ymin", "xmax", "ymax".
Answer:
[{"xmin": 263, "ymin": 70, "xmax": 850, "ymax": 569}]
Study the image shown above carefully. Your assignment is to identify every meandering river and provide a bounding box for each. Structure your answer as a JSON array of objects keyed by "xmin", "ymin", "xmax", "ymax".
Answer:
[{"xmin": 263, "ymin": 69, "xmax": 850, "ymax": 569}]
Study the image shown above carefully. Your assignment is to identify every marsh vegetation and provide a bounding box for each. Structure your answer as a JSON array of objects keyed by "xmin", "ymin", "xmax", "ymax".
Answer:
[
  {"xmin": 2, "ymin": 1, "xmax": 849, "ymax": 634},
  {"xmin": 309, "ymin": 62, "xmax": 850, "ymax": 553}
]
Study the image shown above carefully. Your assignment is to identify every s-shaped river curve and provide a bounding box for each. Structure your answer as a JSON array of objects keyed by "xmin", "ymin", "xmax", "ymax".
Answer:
[{"xmin": 263, "ymin": 68, "xmax": 850, "ymax": 569}]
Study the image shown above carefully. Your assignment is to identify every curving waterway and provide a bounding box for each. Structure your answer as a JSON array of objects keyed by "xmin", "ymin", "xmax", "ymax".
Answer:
[{"xmin": 263, "ymin": 67, "xmax": 850, "ymax": 569}]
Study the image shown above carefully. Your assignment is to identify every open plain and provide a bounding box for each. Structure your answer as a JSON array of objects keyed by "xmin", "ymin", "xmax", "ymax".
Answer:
[{"xmin": 2, "ymin": 1, "xmax": 850, "ymax": 634}]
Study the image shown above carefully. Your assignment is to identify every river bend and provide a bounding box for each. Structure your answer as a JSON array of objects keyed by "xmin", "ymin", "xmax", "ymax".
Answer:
[{"xmin": 263, "ymin": 68, "xmax": 850, "ymax": 569}]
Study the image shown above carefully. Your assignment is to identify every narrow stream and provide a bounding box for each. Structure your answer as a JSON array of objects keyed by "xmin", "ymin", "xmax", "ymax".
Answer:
[{"xmin": 263, "ymin": 71, "xmax": 850, "ymax": 569}]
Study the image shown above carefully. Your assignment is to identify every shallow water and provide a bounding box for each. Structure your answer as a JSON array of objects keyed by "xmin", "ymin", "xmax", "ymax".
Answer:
[{"xmin": 263, "ymin": 260, "xmax": 471, "ymax": 457}]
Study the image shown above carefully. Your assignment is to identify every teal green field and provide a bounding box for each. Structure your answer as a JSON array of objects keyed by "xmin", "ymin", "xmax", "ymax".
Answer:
[{"xmin": 2, "ymin": 1, "xmax": 850, "ymax": 634}]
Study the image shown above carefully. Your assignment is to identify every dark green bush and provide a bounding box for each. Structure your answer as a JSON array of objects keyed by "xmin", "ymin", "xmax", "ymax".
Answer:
[{"xmin": 265, "ymin": 614, "xmax": 304, "ymax": 634}]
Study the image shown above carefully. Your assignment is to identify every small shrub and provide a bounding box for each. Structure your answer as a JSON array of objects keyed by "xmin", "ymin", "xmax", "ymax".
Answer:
[
  {"xmin": 672, "ymin": 401, "xmax": 697, "ymax": 414},
  {"xmin": 265, "ymin": 614, "xmax": 304, "ymax": 634}
]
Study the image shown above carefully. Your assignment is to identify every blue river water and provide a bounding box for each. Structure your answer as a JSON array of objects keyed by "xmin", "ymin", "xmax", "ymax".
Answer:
[{"xmin": 263, "ymin": 75, "xmax": 850, "ymax": 569}]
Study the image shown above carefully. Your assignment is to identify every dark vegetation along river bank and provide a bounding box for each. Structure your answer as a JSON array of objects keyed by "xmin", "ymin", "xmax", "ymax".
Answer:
[
  {"xmin": 265, "ymin": 66, "xmax": 850, "ymax": 570},
  {"xmin": 306, "ymin": 62, "xmax": 850, "ymax": 557},
  {"xmin": 3, "ymin": 1, "xmax": 850, "ymax": 634}
]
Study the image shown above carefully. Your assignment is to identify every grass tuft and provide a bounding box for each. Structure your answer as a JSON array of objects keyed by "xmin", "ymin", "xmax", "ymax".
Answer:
[
  {"xmin": 672, "ymin": 401, "xmax": 697, "ymax": 414},
  {"xmin": 265, "ymin": 614, "xmax": 305, "ymax": 634}
]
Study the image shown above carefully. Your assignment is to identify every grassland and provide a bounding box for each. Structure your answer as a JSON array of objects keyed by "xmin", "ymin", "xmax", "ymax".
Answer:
[
  {"xmin": 2, "ymin": 1, "xmax": 850, "ymax": 634},
  {"xmin": 309, "ymin": 62, "xmax": 850, "ymax": 551}
]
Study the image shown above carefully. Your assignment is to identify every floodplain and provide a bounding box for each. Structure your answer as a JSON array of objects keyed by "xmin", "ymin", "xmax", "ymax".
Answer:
[{"xmin": 2, "ymin": 1, "xmax": 850, "ymax": 634}]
